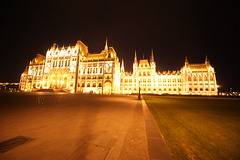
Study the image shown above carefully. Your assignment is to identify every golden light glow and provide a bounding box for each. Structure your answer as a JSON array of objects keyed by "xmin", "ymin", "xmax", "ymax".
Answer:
[{"xmin": 19, "ymin": 40, "xmax": 218, "ymax": 96}]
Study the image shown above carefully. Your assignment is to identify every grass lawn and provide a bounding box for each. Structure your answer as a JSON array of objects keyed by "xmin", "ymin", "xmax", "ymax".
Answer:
[{"xmin": 144, "ymin": 95, "xmax": 240, "ymax": 160}]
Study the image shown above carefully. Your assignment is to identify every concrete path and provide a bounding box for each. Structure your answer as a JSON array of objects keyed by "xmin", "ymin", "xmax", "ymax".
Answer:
[{"xmin": 0, "ymin": 93, "xmax": 172, "ymax": 160}]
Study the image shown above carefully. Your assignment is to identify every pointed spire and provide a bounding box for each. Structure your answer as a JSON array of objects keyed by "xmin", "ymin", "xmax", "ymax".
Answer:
[
  {"xmin": 185, "ymin": 56, "xmax": 189, "ymax": 65},
  {"xmin": 121, "ymin": 59, "xmax": 125, "ymax": 72},
  {"xmin": 205, "ymin": 54, "xmax": 208, "ymax": 62},
  {"xmin": 150, "ymin": 49, "xmax": 154, "ymax": 62},
  {"xmin": 104, "ymin": 37, "xmax": 108, "ymax": 50},
  {"xmin": 205, "ymin": 54, "xmax": 210, "ymax": 65},
  {"xmin": 134, "ymin": 50, "xmax": 138, "ymax": 63}
]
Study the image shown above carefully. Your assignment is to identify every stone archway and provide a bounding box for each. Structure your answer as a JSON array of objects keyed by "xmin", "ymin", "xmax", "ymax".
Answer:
[{"xmin": 103, "ymin": 82, "xmax": 111, "ymax": 95}]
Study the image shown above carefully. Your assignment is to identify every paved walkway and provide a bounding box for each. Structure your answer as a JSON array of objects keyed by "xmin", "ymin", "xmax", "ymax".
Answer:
[{"xmin": 0, "ymin": 93, "xmax": 172, "ymax": 160}]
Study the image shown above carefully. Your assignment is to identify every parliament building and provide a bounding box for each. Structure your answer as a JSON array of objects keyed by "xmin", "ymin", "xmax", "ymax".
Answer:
[{"xmin": 19, "ymin": 40, "xmax": 218, "ymax": 95}]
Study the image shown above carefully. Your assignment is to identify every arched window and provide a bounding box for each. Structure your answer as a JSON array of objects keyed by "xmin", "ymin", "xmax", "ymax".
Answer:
[
  {"xmin": 139, "ymin": 72, "xmax": 141, "ymax": 76},
  {"xmin": 143, "ymin": 72, "xmax": 146, "ymax": 76},
  {"xmin": 88, "ymin": 68, "xmax": 90, "ymax": 74},
  {"xmin": 107, "ymin": 67, "xmax": 111, "ymax": 73},
  {"xmin": 147, "ymin": 71, "xmax": 150, "ymax": 76},
  {"xmin": 193, "ymin": 76, "xmax": 197, "ymax": 81},
  {"xmin": 83, "ymin": 68, "xmax": 85, "ymax": 74},
  {"xmin": 210, "ymin": 75, "xmax": 214, "ymax": 81},
  {"xmin": 204, "ymin": 75, "xmax": 207, "ymax": 81}
]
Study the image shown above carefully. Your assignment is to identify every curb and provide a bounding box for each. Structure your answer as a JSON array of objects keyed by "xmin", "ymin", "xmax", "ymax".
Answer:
[{"xmin": 142, "ymin": 99, "xmax": 172, "ymax": 160}]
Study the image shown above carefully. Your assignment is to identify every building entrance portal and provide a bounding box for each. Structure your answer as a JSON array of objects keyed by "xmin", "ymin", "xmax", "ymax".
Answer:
[{"xmin": 103, "ymin": 82, "xmax": 111, "ymax": 95}]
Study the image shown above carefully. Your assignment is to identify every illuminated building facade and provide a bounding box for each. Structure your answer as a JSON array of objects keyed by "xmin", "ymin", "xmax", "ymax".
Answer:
[
  {"xmin": 120, "ymin": 51, "xmax": 218, "ymax": 95},
  {"xmin": 19, "ymin": 40, "xmax": 218, "ymax": 95},
  {"xmin": 19, "ymin": 40, "xmax": 120, "ymax": 94}
]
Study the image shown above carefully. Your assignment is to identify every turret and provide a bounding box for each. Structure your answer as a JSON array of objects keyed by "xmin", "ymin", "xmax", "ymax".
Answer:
[
  {"xmin": 133, "ymin": 50, "xmax": 138, "ymax": 75},
  {"xmin": 150, "ymin": 49, "xmax": 156, "ymax": 71},
  {"xmin": 52, "ymin": 43, "xmax": 57, "ymax": 50},
  {"xmin": 150, "ymin": 49, "xmax": 154, "ymax": 62},
  {"xmin": 185, "ymin": 56, "xmax": 189, "ymax": 66},
  {"xmin": 134, "ymin": 50, "xmax": 138, "ymax": 64},
  {"xmin": 205, "ymin": 55, "xmax": 210, "ymax": 66},
  {"xmin": 121, "ymin": 59, "xmax": 125, "ymax": 73},
  {"xmin": 104, "ymin": 38, "xmax": 108, "ymax": 50}
]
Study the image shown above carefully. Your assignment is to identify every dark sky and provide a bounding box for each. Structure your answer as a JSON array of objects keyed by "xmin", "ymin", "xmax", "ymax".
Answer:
[{"xmin": 1, "ymin": 0, "xmax": 238, "ymax": 91}]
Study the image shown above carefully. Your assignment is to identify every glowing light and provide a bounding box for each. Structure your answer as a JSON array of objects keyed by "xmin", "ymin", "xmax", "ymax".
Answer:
[{"xmin": 19, "ymin": 40, "xmax": 218, "ymax": 96}]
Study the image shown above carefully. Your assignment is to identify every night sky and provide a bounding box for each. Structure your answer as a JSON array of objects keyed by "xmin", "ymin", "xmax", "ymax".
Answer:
[{"xmin": 1, "ymin": 0, "xmax": 238, "ymax": 91}]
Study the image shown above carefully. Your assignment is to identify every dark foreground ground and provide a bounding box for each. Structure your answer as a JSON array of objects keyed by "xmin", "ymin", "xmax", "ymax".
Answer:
[
  {"xmin": 144, "ymin": 95, "xmax": 240, "ymax": 160},
  {"xmin": 0, "ymin": 93, "xmax": 151, "ymax": 160}
]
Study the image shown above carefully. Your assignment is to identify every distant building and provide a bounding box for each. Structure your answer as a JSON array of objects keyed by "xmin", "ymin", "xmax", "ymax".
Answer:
[
  {"xmin": 0, "ymin": 83, "xmax": 19, "ymax": 92},
  {"xmin": 19, "ymin": 40, "xmax": 218, "ymax": 95}
]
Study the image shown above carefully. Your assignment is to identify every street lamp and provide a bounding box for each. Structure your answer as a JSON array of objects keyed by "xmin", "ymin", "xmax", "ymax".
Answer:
[{"xmin": 138, "ymin": 79, "xmax": 141, "ymax": 100}]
